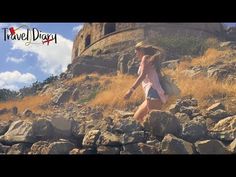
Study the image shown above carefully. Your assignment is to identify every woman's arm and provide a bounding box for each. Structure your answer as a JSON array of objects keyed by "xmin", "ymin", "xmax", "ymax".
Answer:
[{"xmin": 124, "ymin": 56, "xmax": 149, "ymax": 100}]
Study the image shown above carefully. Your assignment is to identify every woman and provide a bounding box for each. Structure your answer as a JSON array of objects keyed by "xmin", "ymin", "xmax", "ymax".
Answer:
[{"xmin": 124, "ymin": 42, "xmax": 168, "ymax": 123}]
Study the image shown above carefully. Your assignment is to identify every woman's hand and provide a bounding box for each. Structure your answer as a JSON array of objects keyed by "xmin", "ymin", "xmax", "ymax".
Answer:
[{"xmin": 124, "ymin": 89, "xmax": 133, "ymax": 100}]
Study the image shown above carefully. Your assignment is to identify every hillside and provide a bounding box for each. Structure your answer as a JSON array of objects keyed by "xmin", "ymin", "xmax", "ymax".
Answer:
[{"xmin": 0, "ymin": 39, "xmax": 236, "ymax": 154}]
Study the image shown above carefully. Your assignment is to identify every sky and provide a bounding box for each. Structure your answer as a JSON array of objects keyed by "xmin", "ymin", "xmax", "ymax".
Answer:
[
  {"xmin": 0, "ymin": 22, "xmax": 235, "ymax": 91},
  {"xmin": 0, "ymin": 23, "xmax": 83, "ymax": 91}
]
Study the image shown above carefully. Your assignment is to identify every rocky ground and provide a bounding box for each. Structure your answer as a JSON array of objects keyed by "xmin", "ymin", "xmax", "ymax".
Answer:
[{"xmin": 0, "ymin": 95, "xmax": 235, "ymax": 154}]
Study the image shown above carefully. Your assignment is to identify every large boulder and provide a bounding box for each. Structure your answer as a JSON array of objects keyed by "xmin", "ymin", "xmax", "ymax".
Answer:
[
  {"xmin": 143, "ymin": 110, "xmax": 181, "ymax": 137},
  {"xmin": 195, "ymin": 140, "xmax": 230, "ymax": 154},
  {"xmin": 0, "ymin": 120, "xmax": 35, "ymax": 144},
  {"xmin": 161, "ymin": 134, "xmax": 195, "ymax": 154},
  {"xmin": 181, "ymin": 116, "xmax": 207, "ymax": 142},
  {"xmin": 32, "ymin": 118, "xmax": 54, "ymax": 139},
  {"xmin": 71, "ymin": 56, "xmax": 117, "ymax": 76},
  {"xmin": 208, "ymin": 115, "xmax": 236, "ymax": 141},
  {"xmin": 51, "ymin": 115, "xmax": 74, "ymax": 137},
  {"xmin": 46, "ymin": 139, "xmax": 75, "ymax": 154}
]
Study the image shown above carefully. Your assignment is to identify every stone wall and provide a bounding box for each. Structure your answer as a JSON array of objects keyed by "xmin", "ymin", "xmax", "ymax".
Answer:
[
  {"xmin": 72, "ymin": 23, "xmax": 226, "ymax": 62},
  {"xmin": 73, "ymin": 28, "xmax": 144, "ymax": 58}
]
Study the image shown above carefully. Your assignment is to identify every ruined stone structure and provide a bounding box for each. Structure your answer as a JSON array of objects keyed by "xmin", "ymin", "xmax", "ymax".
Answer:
[{"xmin": 72, "ymin": 23, "xmax": 225, "ymax": 62}]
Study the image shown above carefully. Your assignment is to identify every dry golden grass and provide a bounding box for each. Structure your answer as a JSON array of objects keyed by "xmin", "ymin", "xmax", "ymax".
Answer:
[
  {"xmin": 163, "ymin": 48, "xmax": 236, "ymax": 112},
  {"xmin": 0, "ymin": 94, "xmax": 52, "ymax": 121},
  {"xmin": 89, "ymin": 73, "xmax": 144, "ymax": 109},
  {"xmin": 64, "ymin": 73, "xmax": 100, "ymax": 86},
  {"xmin": 191, "ymin": 48, "xmax": 228, "ymax": 67}
]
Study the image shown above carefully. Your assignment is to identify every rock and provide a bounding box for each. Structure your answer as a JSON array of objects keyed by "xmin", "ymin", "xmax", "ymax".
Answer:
[
  {"xmin": 0, "ymin": 120, "xmax": 35, "ymax": 144},
  {"xmin": 122, "ymin": 143, "xmax": 141, "ymax": 154},
  {"xmin": 206, "ymin": 109, "xmax": 230, "ymax": 123},
  {"xmin": 32, "ymin": 118, "xmax": 54, "ymax": 139},
  {"xmin": 69, "ymin": 148, "xmax": 81, "ymax": 154},
  {"xmin": 0, "ymin": 143, "xmax": 10, "ymax": 154},
  {"xmin": 169, "ymin": 104, "xmax": 181, "ymax": 114},
  {"xmin": 138, "ymin": 142, "xmax": 161, "ymax": 154},
  {"xmin": 12, "ymin": 106, "xmax": 18, "ymax": 115},
  {"xmin": 93, "ymin": 119, "xmax": 113, "ymax": 133},
  {"xmin": 53, "ymin": 89, "xmax": 72, "ymax": 105},
  {"xmin": 71, "ymin": 88, "xmax": 80, "ymax": 101},
  {"xmin": 127, "ymin": 56, "xmax": 140, "ymax": 75},
  {"xmin": 195, "ymin": 140, "xmax": 230, "ymax": 154},
  {"xmin": 0, "ymin": 121, "xmax": 12, "ymax": 135},
  {"xmin": 71, "ymin": 121, "xmax": 85, "ymax": 145},
  {"xmin": 23, "ymin": 109, "xmax": 33, "ymax": 117},
  {"xmin": 29, "ymin": 141, "xmax": 50, "ymax": 154},
  {"xmin": 114, "ymin": 109, "xmax": 134, "ymax": 118},
  {"xmin": 47, "ymin": 139, "xmax": 75, "ymax": 154},
  {"xmin": 82, "ymin": 130, "xmax": 101, "ymax": 147},
  {"xmin": 117, "ymin": 53, "xmax": 132, "ymax": 74},
  {"xmin": 228, "ymin": 138, "xmax": 236, "ymax": 153},
  {"xmin": 175, "ymin": 112, "xmax": 191, "ymax": 125},
  {"xmin": 208, "ymin": 115, "xmax": 236, "ymax": 141},
  {"xmin": 71, "ymin": 56, "xmax": 117, "ymax": 76},
  {"xmin": 122, "ymin": 131, "xmax": 147, "ymax": 144},
  {"xmin": 7, "ymin": 143, "xmax": 30, "ymax": 154},
  {"xmin": 206, "ymin": 102, "xmax": 225, "ymax": 112},
  {"xmin": 113, "ymin": 118, "xmax": 143, "ymax": 134},
  {"xmin": 181, "ymin": 117, "xmax": 207, "ymax": 142},
  {"xmin": 179, "ymin": 106, "xmax": 199, "ymax": 117},
  {"xmin": 97, "ymin": 146, "xmax": 120, "ymax": 154},
  {"xmin": 97, "ymin": 131, "xmax": 122, "ymax": 146},
  {"xmin": 161, "ymin": 134, "xmax": 195, "ymax": 154},
  {"xmin": 176, "ymin": 96, "xmax": 198, "ymax": 108},
  {"xmin": 143, "ymin": 110, "xmax": 181, "ymax": 137},
  {"xmin": 169, "ymin": 97, "xmax": 198, "ymax": 115},
  {"xmin": 51, "ymin": 115, "xmax": 74, "ymax": 137}
]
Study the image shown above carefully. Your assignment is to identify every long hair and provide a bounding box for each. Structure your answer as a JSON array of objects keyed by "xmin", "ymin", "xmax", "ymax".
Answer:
[{"xmin": 135, "ymin": 42, "xmax": 166, "ymax": 75}]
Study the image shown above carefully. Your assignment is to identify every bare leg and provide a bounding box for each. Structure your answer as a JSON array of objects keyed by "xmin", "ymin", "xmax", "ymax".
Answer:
[{"xmin": 133, "ymin": 100, "xmax": 148, "ymax": 122}]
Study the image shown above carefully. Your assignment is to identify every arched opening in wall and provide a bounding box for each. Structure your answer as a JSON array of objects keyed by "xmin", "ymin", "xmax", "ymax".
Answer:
[
  {"xmin": 85, "ymin": 35, "xmax": 91, "ymax": 48},
  {"xmin": 104, "ymin": 23, "xmax": 116, "ymax": 35}
]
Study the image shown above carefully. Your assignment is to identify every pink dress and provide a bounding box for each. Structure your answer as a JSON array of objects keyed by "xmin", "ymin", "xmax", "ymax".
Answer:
[{"xmin": 137, "ymin": 56, "xmax": 168, "ymax": 104}]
